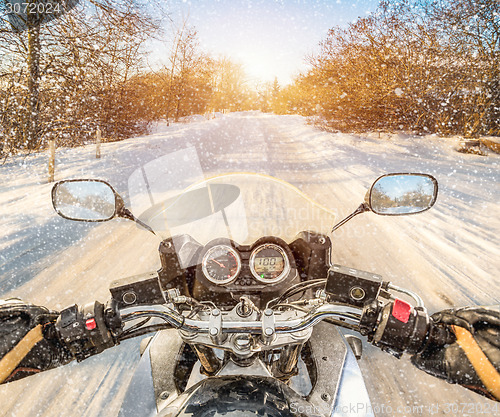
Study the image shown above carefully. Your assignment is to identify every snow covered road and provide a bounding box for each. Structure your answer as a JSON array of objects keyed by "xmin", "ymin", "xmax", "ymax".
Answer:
[{"xmin": 0, "ymin": 112, "xmax": 498, "ymax": 416}]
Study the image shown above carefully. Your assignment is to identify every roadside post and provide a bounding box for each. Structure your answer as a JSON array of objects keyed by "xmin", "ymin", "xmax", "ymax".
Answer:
[
  {"xmin": 96, "ymin": 127, "xmax": 101, "ymax": 159},
  {"xmin": 48, "ymin": 139, "xmax": 55, "ymax": 182}
]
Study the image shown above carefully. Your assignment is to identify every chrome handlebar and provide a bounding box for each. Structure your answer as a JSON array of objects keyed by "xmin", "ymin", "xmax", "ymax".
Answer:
[{"xmin": 122, "ymin": 304, "xmax": 363, "ymax": 336}]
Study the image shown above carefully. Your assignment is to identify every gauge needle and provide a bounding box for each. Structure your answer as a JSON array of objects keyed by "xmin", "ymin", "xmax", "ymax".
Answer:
[{"xmin": 211, "ymin": 259, "xmax": 226, "ymax": 268}]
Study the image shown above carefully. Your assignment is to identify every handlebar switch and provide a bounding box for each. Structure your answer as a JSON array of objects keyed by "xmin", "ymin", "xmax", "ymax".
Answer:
[
  {"xmin": 370, "ymin": 300, "xmax": 430, "ymax": 357},
  {"xmin": 392, "ymin": 299, "xmax": 412, "ymax": 323},
  {"xmin": 59, "ymin": 304, "xmax": 78, "ymax": 328},
  {"xmin": 56, "ymin": 301, "xmax": 117, "ymax": 361}
]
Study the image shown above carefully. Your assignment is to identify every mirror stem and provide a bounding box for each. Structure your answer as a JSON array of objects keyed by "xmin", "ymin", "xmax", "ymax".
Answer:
[
  {"xmin": 118, "ymin": 208, "xmax": 157, "ymax": 236},
  {"xmin": 331, "ymin": 203, "xmax": 370, "ymax": 233}
]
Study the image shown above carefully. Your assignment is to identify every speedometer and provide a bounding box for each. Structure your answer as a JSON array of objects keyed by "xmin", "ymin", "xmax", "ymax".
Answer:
[
  {"xmin": 202, "ymin": 245, "xmax": 241, "ymax": 285},
  {"xmin": 250, "ymin": 243, "xmax": 290, "ymax": 284}
]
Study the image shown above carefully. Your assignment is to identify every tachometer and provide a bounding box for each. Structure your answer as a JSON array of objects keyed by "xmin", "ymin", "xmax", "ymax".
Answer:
[
  {"xmin": 250, "ymin": 243, "xmax": 290, "ymax": 284},
  {"xmin": 202, "ymin": 245, "xmax": 241, "ymax": 285}
]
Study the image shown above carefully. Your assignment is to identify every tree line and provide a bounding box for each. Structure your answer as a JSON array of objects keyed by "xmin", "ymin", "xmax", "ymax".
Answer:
[
  {"xmin": 0, "ymin": 1, "xmax": 256, "ymax": 157},
  {"xmin": 2, "ymin": 0, "xmax": 497, "ymax": 158},
  {"xmin": 275, "ymin": 0, "xmax": 499, "ymax": 138}
]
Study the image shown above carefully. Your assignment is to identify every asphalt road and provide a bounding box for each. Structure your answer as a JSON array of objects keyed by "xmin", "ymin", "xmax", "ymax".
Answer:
[{"xmin": 1, "ymin": 112, "xmax": 498, "ymax": 416}]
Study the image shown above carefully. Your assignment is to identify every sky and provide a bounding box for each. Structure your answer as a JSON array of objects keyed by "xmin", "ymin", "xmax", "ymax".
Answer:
[{"xmin": 150, "ymin": 0, "xmax": 381, "ymax": 86}]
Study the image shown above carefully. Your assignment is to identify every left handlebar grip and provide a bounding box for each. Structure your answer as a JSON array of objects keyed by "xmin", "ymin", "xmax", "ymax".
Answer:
[{"xmin": 55, "ymin": 301, "xmax": 122, "ymax": 361}]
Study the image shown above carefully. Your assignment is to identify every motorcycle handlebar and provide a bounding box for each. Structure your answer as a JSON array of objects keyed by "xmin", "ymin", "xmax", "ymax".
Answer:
[
  {"xmin": 57, "ymin": 295, "xmax": 452, "ymax": 362},
  {"xmin": 121, "ymin": 299, "xmax": 451, "ymax": 358},
  {"xmin": 122, "ymin": 304, "xmax": 363, "ymax": 335}
]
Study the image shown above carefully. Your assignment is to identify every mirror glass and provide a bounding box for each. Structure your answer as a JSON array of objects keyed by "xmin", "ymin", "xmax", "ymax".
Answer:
[
  {"xmin": 52, "ymin": 180, "xmax": 116, "ymax": 221},
  {"xmin": 369, "ymin": 174, "xmax": 437, "ymax": 215}
]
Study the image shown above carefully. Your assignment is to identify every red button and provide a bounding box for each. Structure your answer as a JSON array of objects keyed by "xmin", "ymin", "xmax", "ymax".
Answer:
[
  {"xmin": 392, "ymin": 299, "xmax": 412, "ymax": 323},
  {"xmin": 85, "ymin": 318, "xmax": 97, "ymax": 330}
]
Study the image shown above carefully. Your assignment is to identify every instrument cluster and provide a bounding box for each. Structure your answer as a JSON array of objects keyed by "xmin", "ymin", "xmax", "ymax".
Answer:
[{"xmin": 196, "ymin": 237, "xmax": 297, "ymax": 293}]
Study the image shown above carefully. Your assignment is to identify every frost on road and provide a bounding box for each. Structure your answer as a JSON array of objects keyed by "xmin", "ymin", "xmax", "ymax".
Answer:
[{"xmin": 0, "ymin": 112, "xmax": 498, "ymax": 416}]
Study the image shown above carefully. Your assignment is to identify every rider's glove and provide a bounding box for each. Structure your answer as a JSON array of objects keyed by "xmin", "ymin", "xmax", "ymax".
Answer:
[
  {"xmin": 0, "ymin": 299, "xmax": 73, "ymax": 383},
  {"xmin": 411, "ymin": 306, "xmax": 500, "ymax": 401}
]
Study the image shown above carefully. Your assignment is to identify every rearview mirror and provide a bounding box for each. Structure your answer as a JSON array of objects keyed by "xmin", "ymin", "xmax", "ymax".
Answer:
[
  {"xmin": 368, "ymin": 173, "xmax": 438, "ymax": 215},
  {"xmin": 52, "ymin": 179, "xmax": 118, "ymax": 222}
]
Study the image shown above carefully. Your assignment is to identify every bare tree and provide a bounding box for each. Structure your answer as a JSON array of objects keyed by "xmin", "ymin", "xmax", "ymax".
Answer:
[
  {"xmin": 0, "ymin": 0, "xmax": 161, "ymax": 154},
  {"xmin": 147, "ymin": 20, "xmax": 216, "ymax": 123},
  {"xmin": 210, "ymin": 56, "xmax": 253, "ymax": 112}
]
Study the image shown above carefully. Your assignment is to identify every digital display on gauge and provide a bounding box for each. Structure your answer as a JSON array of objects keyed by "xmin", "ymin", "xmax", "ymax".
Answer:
[
  {"xmin": 254, "ymin": 256, "xmax": 284, "ymax": 275},
  {"xmin": 250, "ymin": 244, "xmax": 289, "ymax": 283}
]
